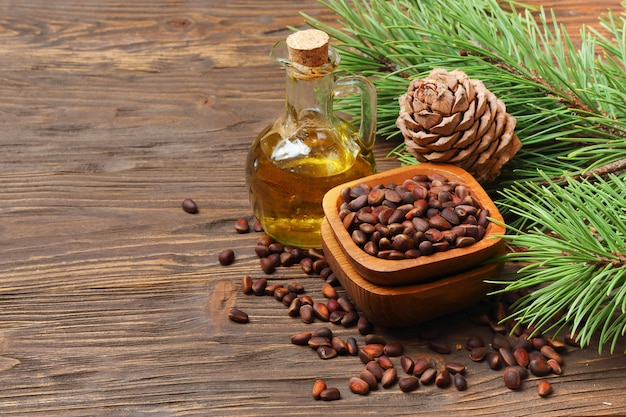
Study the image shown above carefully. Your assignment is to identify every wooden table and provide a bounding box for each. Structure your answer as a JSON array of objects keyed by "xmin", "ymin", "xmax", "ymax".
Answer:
[{"xmin": 1, "ymin": 1, "xmax": 625, "ymax": 415}]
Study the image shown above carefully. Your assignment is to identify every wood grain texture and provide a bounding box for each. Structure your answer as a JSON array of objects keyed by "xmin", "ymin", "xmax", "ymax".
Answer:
[
  {"xmin": 0, "ymin": 0, "xmax": 625, "ymax": 415},
  {"xmin": 322, "ymin": 218, "xmax": 501, "ymax": 327}
]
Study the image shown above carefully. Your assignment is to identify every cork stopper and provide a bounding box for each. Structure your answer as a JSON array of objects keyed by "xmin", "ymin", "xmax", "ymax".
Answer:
[{"xmin": 286, "ymin": 29, "xmax": 330, "ymax": 68}]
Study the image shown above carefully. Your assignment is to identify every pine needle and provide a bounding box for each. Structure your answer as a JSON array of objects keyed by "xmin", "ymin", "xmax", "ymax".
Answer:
[{"xmin": 490, "ymin": 173, "xmax": 626, "ymax": 353}]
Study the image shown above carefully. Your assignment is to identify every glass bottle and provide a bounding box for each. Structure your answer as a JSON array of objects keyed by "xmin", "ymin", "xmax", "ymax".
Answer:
[{"xmin": 246, "ymin": 29, "xmax": 377, "ymax": 248}]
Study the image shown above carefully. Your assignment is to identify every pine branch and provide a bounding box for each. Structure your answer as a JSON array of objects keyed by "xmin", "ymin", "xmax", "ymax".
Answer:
[
  {"xmin": 304, "ymin": 0, "xmax": 626, "ymax": 353},
  {"xmin": 304, "ymin": 0, "xmax": 626, "ymax": 184},
  {"xmin": 583, "ymin": 157, "xmax": 626, "ymax": 179}
]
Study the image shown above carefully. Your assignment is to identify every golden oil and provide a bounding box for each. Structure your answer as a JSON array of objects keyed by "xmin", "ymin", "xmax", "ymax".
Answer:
[{"xmin": 246, "ymin": 113, "xmax": 374, "ymax": 248}]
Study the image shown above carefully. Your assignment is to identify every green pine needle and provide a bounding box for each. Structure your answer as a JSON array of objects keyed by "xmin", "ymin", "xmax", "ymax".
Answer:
[{"xmin": 490, "ymin": 172, "xmax": 626, "ymax": 353}]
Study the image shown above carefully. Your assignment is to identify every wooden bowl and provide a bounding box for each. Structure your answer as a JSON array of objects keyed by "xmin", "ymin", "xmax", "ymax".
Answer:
[
  {"xmin": 322, "ymin": 219, "xmax": 503, "ymax": 327},
  {"xmin": 322, "ymin": 163, "xmax": 505, "ymax": 286}
]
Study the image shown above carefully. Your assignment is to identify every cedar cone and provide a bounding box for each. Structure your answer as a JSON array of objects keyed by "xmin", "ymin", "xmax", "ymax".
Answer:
[{"xmin": 397, "ymin": 68, "xmax": 521, "ymax": 183}]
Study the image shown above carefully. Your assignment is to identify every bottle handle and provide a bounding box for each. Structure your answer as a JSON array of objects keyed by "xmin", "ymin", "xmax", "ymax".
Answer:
[{"xmin": 333, "ymin": 76, "xmax": 377, "ymax": 153}]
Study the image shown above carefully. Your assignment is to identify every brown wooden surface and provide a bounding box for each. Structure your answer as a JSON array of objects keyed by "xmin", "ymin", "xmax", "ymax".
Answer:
[{"xmin": 1, "ymin": 1, "xmax": 625, "ymax": 416}]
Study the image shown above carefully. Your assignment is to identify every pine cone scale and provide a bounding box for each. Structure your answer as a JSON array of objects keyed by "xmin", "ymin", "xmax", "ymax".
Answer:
[
  {"xmin": 455, "ymin": 101, "xmax": 476, "ymax": 132},
  {"xmin": 430, "ymin": 112, "xmax": 462, "ymax": 136},
  {"xmin": 451, "ymin": 85, "xmax": 470, "ymax": 113},
  {"xmin": 415, "ymin": 110, "xmax": 442, "ymax": 130},
  {"xmin": 428, "ymin": 130, "xmax": 463, "ymax": 152},
  {"xmin": 454, "ymin": 120, "xmax": 479, "ymax": 149}
]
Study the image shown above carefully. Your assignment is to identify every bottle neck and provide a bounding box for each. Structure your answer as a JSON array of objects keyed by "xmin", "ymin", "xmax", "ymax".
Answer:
[{"xmin": 284, "ymin": 69, "xmax": 334, "ymax": 125}]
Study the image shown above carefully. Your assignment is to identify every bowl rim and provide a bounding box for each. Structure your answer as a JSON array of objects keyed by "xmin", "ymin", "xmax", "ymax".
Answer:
[{"xmin": 322, "ymin": 163, "xmax": 506, "ymax": 285}]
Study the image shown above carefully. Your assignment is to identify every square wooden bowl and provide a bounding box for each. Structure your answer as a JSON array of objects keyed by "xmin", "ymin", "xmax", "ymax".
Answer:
[
  {"xmin": 322, "ymin": 163, "xmax": 506, "ymax": 286},
  {"xmin": 321, "ymin": 218, "xmax": 504, "ymax": 327}
]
